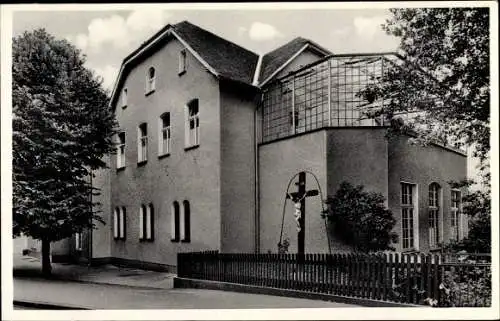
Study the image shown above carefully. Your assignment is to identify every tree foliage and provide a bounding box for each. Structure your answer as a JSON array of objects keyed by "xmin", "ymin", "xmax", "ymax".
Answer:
[
  {"xmin": 323, "ymin": 182, "xmax": 398, "ymax": 252},
  {"xmin": 12, "ymin": 29, "xmax": 116, "ymax": 243},
  {"xmin": 360, "ymin": 8, "xmax": 490, "ymax": 179}
]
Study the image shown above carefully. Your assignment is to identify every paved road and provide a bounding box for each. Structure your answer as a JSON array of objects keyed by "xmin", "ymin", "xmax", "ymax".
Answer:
[{"xmin": 14, "ymin": 278, "xmax": 357, "ymax": 309}]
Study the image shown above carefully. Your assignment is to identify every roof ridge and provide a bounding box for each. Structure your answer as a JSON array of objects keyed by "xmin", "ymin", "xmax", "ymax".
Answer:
[{"xmin": 174, "ymin": 20, "xmax": 258, "ymax": 57}]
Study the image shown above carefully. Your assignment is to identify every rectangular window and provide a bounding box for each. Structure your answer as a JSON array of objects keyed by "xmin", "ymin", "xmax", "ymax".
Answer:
[
  {"xmin": 185, "ymin": 99, "xmax": 200, "ymax": 148},
  {"xmin": 401, "ymin": 183, "xmax": 416, "ymax": 250},
  {"xmin": 451, "ymin": 190, "xmax": 464, "ymax": 240},
  {"xmin": 117, "ymin": 132, "xmax": 126, "ymax": 169},
  {"xmin": 138, "ymin": 123, "xmax": 148, "ymax": 163},
  {"xmin": 159, "ymin": 113, "xmax": 171, "ymax": 156},
  {"xmin": 179, "ymin": 49, "xmax": 187, "ymax": 74}
]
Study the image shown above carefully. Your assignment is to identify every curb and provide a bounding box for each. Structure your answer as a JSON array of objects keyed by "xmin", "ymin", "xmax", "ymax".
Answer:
[
  {"xmin": 174, "ymin": 277, "xmax": 424, "ymax": 308},
  {"xmin": 14, "ymin": 275, "xmax": 173, "ymax": 291},
  {"xmin": 13, "ymin": 300, "xmax": 90, "ymax": 310}
]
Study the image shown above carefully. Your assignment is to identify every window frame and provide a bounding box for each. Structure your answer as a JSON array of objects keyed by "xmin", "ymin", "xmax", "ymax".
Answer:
[
  {"xmin": 428, "ymin": 183, "xmax": 441, "ymax": 249},
  {"xmin": 146, "ymin": 66, "xmax": 156, "ymax": 94},
  {"xmin": 137, "ymin": 123, "xmax": 148, "ymax": 164},
  {"xmin": 401, "ymin": 182, "xmax": 418, "ymax": 251},
  {"xmin": 122, "ymin": 88, "xmax": 128, "ymax": 108},
  {"xmin": 114, "ymin": 207, "xmax": 126, "ymax": 240},
  {"xmin": 116, "ymin": 132, "xmax": 126, "ymax": 170},
  {"xmin": 450, "ymin": 189, "xmax": 466, "ymax": 240},
  {"xmin": 185, "ymin": 99, "xmax": 200, "ymax": 149},
  {"xmin": 181, "ymin": 200, "xmax": 191, "ymax": 243},
  {"xmin": 171, "ymin": 201, "xmax": 180, "ymax": 242},
  {"xmin": 139, "ymin": 204, "xmax": 154, "ymax": 242},
  {"xmin": 179, "ymin": 49, "xmax": 187, "ymax": 75},
  {"xmin": 75, "ymin": 232, "xmax": 83, "ymax": 251},
  {"xmin": 159, "ymin": 112, "xmax": 171, "ymax": 157}
]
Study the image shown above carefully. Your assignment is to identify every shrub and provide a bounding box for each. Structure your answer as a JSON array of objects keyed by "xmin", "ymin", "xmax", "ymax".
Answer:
[{"xmin": 323, "ymin": 181, "xmax": 398, "ymax": 252}]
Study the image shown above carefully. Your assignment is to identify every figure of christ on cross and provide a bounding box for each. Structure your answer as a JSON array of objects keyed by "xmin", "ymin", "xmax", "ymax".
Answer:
[{"xmin": 286, "ymin": 171, "xmax": 319, "ymax": 254}]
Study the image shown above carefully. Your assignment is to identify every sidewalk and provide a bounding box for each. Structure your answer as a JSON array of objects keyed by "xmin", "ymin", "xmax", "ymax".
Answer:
[{"xmin": 13, "ymin": 253, "xmax": 175, "ymax": 289}]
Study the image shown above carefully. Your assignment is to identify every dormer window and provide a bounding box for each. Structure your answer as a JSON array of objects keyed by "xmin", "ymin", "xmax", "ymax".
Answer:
[
  {"xmin": 146, "ymin": 67, "xmax": 156, "ymax": 94},
  {"xmin": 179, "ymin": 49, "xmax": 187, "ymax": 75}
]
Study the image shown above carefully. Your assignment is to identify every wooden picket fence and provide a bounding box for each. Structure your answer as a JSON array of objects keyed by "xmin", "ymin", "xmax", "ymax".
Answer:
[{"xmin": 177, "ymin": 251, "xmax": 491, "ymax": 306}]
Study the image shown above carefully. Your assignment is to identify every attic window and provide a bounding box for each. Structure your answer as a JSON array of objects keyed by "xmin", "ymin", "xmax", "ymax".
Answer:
[
  {"xmin": 146, "ymin": 67, "xmax": 156, "ymax": 94},
  {"xmin": 122, "ymin": 88, "xmax": 128, "ymax": 108},
  {"xmin": 179, "ymin": 49, "xmax": 187, "ymax": 75}
]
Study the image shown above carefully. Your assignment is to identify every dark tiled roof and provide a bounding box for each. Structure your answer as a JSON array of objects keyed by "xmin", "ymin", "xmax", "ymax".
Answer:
[
  {"xmin": 258, "ymin": 37, "xmax": 331, "ymax": 84},
  {"xmin": 173, "ymin": 21, "xmax": 259, "ymax": 85}
]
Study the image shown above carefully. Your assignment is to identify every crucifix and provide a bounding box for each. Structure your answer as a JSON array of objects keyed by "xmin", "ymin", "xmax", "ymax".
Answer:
[{"xmin": 286, "ymin": 171, "xmax": 319, "ymax": 254}]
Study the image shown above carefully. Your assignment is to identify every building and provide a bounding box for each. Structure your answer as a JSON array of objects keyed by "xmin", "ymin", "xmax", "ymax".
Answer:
[{"xmin": 73, "ymin": 21, "xmax": 467, "ymax": 271}]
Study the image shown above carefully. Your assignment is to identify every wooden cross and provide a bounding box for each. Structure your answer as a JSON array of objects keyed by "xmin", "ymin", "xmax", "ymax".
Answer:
[{"xmin": 286, "ymin": 171, "xmax": 319, "ymax": 254}]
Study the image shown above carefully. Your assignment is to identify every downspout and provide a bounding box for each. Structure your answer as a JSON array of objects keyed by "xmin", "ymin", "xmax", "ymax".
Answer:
[{"xmin": 254, "ymin": 96, "xmax": 261, "ymax": 253}]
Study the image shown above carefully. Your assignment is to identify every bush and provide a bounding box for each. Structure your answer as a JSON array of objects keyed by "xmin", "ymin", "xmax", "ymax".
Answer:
[{"xmin": 323, "ymin": 182, "xmax": 398, "ymax": 252}]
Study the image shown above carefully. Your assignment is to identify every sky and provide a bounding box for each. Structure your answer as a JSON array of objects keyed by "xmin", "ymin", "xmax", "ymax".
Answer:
[
  {"xmin": 12, "ymin": 7, "xmax": 400, "ymax": 91},
  {"xmin": 10, "ymin": 5, "xmax": 484, "ymax": 181}
]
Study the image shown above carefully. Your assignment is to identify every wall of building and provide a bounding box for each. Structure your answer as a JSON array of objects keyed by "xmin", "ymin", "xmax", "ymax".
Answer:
[
  {"xmin": 258, "ymin": 130, "xmax": 329, "ymax": 254},
  {"xmin": 324, "ymin": 128, "xmax": 389, "ymax": 252},
  {"xmin": 111, "ymin": 37, "xmax": 222, "ymax": 267},
  {"xmin": 388, "ymin": 136, "xmax": 467, "ymax": 252},
  {"xmin": 274, "ymin": 49, "xmax": 324, "ymax": 79},
  {"xmin": 92, "ymin": 157, "xmax": 112, "ymax": 259},
  {"xmin": 219, "ymin": 82, "xmax": 257, "ymax": 253},
  {"xmin": 326, "ymin": 128, "xmax": 389, "ymax": 197}
]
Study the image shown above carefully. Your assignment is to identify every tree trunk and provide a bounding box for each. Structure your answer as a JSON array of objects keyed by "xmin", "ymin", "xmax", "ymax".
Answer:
[{"xmin": 41, "ymin": 239, "xmax": 52, "ymax": 276}]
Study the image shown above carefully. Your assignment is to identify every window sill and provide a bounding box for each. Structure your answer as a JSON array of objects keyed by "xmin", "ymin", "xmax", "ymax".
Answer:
[
  {"xmin": 114, "ymin": 238, "xmax": 126, "ymax": 241},
  {"xmin": 137, "ymin": 160, "xmax": 147, "ymax": 167},
  {"xmin": 145, "ymin": 89, "xmax": 155, "ymax": 97},
  {"xmin": 139, "ymin": 239, "xmax": 154, "ymax": 243},
  {"xmin": 171, "ymin": 239, "xmax": 180, "ymax": 243},
  {"xmin": 121, "ymin": 104, "xmax": 127, "ymax": 109},
  {"xmin": 116, "ymin": 166, "xmax": 125, "ymax": 172},
  {"xmin": 401, "ymin": 248, "xmax": 418, "ymax": 253},
  {"xmin": 178, "ymin": 70, "xmax": 186, "ymax": 76},
  {"xmin": 184, "ymin": 144, "xmax": 199, "ymax": 152},
  {"xmin": 181, "ymin": 239, "xmax": 191, "ymax": 243},
  {"xmin": 158, "ymin": 153, "xmax": 170, "ymax": 159}
]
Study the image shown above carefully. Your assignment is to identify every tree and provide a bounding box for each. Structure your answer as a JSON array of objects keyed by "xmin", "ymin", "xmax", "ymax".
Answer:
[
  {"xmin": 360, "ymin": 8, "xmax": 490, "ymax": 182},
  {"xmin": 12, "ymin": 29, "xmax": 116, "ymax": 275},
  {"xmin": 323, "ymin": 182, "xmax": 398, "ymax": 252}
]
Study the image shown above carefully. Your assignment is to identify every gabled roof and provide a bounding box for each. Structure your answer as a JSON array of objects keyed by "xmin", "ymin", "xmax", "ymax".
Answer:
[
  {"xmin": 258, "ymin": 37, "xmax": 332, "ymax": 86},
  {"xmin": 110, "ymin": 21, "xmax": 259, "ymax": 108}
]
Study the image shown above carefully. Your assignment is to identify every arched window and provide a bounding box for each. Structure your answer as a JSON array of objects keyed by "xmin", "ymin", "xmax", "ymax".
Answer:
[
  {"xmin": 185, "ymin": 99, "xmax": 200, "ymax": 147},
  {"xmin": 120, "ymin": 207, "xmax": 126, "ymax": 240},
  {"xmin": 159, "ymin": 112, "xmax": 171, "ymax": 156},
  {"xmin": 139, "ymin": 204, "xmax": 154, "ymax": 241},
  {"xmin": 138, "ymin": 123, "xmax": 148, "ymax": 163},
  {"xmin": 428, "ymin": 183, "xmax": 440, "ymax": 248},
  {"xmin": 113, "ymin": 207, "xmax": 120, "ymax": 239},
  {"xmin": 122, "ymin": 88, "xmax": 128, "ymax": 107},
  {"xmin": 171, "ymin": 201, "xmax": 180, "ymax": 242},
  {"xmin": 451, "ymin": 190, "xmax": 461, "ymax": 240},
  {"xmin": 181, "ymin": 200, "xmax": 191, "ymax": 242},
  {"xmin": 146, "ymin": 67, "xmax": 156, "ymax": 93}
]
